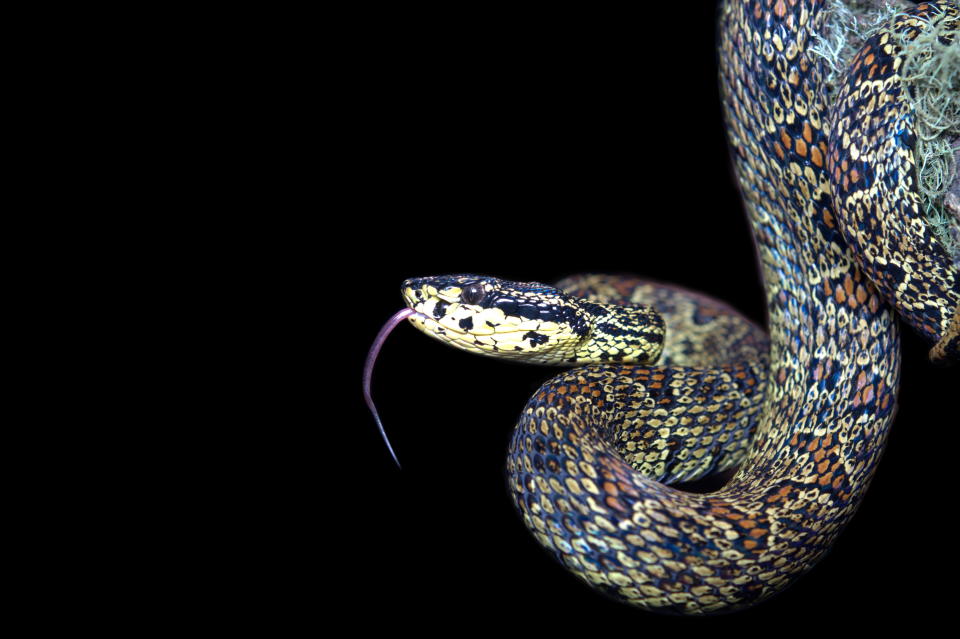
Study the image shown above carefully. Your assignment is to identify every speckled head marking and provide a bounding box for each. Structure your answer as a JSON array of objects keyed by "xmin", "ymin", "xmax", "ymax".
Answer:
[{"xmin": 402, "ymin": 274, "xmax": 666, "ymax": 365}]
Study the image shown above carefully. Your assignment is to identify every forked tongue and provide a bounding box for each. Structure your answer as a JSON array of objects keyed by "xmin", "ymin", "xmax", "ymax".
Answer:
[{"xmin": 364, "ymin": 307, "xmax": 422, "ymax": 468}]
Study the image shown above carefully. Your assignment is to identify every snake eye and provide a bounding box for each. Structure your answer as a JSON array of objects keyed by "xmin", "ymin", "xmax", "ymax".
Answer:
[{"xmin": 461, "ymin": 283, "xmax": 485, "ymax": 305}]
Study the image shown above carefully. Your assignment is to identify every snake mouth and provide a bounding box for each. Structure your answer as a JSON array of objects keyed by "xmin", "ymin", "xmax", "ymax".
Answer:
[
  {"xmin": 400, "ymin": 282, "xmax": 586, "ymax": 364},
  {"xmin": 406, "ymin": 310, "xmax": 558, "ymax": 337},
  {"xmin": 406, "ymin": 312, "xmax": 467, "ymax": 337},
  {"xmin": 402, "ymin": 285, "xmax": 484, "ymax": 339},
  {"xmin": 401, "ymin": 288, "xmax": 465, "ymax": 336}
]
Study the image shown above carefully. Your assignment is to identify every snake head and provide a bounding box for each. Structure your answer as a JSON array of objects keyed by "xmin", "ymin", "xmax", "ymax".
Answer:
[{"xmin": 402, "ymin": 274, "xmax": 664, "ymax": 365}]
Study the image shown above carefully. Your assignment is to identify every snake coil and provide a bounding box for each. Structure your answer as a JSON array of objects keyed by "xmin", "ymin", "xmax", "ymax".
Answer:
[{"xmin": 372, "ymin": 0, "xmax": 959, "ymax": 614}]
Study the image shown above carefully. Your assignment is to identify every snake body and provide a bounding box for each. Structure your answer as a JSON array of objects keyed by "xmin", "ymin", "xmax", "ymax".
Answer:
[
  {"xmin": 385, "ymin": 0, "xmax": 959, "ymax": 614},
  {"xmin": 402, "ymin": 274, "xmax": 770, "ymax": 484}
]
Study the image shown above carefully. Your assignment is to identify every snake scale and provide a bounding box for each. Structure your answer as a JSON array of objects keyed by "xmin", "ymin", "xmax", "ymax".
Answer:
[{"xmin": 368, "ymin": 0, "xmax": 959, "ymax": 614}]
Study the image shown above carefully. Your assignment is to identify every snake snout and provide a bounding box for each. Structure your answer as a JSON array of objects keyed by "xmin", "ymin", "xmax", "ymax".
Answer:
[{"xmin": 401, "ymin": 278, "xmax": 423, "ymax": 308}]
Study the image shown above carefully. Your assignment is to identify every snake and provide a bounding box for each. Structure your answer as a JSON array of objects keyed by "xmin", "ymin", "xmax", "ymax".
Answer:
[{"xmin": 366, "ymin": 0, "xmax": 959, "ymax": 614}]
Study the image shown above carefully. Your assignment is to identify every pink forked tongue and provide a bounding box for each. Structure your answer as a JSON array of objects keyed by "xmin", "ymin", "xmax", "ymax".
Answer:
[{"xmin": 364, "ymin": 307, "xmax": 423, "ymax": 468}]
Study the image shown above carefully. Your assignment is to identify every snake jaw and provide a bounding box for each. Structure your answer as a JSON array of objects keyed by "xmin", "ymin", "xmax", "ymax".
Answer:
[{"xmin": 401, "ymin": 275, "xmax": 592, "ymax": 364}]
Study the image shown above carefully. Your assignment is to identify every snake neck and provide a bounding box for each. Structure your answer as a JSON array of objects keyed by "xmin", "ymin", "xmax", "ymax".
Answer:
[{"xmin": 568, "ymin": 300, "xmax": 665, "ymax": 365}]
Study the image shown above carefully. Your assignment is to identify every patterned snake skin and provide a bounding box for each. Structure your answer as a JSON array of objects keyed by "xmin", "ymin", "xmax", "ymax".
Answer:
[{"xmin": 382, "ymin": 0, "xmax": 959, "ymax": 615}]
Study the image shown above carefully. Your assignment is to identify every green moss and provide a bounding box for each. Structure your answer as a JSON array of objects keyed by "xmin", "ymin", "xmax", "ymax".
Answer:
[
  {"xmin": 899, "ymin": 10, "xmax": 960, "ymax": 263},
  {"xmin": 812, "ymin": 1, "xmax": 960, "ymax": 264},
  {"xmin": 811, "ymin": 0, "xmax": 910, "ymax": 98}
]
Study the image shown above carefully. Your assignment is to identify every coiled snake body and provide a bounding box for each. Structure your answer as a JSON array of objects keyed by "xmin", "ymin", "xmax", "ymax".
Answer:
[{"xmin": 371, "ymin": 0, "xmax": 959, "ymax": 614}]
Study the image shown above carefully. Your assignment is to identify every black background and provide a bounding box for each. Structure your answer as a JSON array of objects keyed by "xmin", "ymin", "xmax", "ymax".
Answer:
[{"xmin": 338, "ymin": 2, "xmax": 957, "ymax": 629}]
